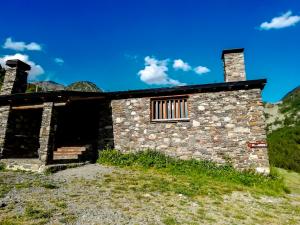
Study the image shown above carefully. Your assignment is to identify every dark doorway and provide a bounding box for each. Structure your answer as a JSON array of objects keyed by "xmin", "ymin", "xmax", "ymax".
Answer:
[
  {"xmin": 55, "ymin": 101, "xmax": 102, "ymax": 148},
  {"xmin": 3, "ymin": 108, "xmax": 43, "ymax": 158}
]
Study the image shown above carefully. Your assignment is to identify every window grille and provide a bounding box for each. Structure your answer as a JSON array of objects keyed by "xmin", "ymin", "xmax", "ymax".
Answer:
[{"xmin": 151, "ymin": 97, "xmax": 189, "ymax": 121}]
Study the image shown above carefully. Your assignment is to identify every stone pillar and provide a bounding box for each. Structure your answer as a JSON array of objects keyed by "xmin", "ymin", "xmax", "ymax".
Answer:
[
  {"xmin": 97, "ymin": 101, "xmax": 114, "ymax": 150},
  {"xmin": 1, "ymin": 60, "xmax": 31, "ymax": 95},
  {"xmin": 38, "ymin": 102, "xmax": 57, "ymax": 164},
  {"xmin": 222, "ymin": 48, "xmax": 246, "ymax": 82},
  {"xmin": 0, "ymin": 106, "xmax": 11, "ymax": 158},
  {"xmin": 0, "ymin": 59, "xmax": 30, "ymax": 159}
]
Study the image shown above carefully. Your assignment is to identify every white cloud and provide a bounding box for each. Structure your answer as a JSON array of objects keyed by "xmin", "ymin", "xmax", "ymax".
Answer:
[
  {"xmin": 0, "ymin": 53, "xmax": 44, "ymax": 80},
  {"xmin": 194, "ymin": 66, "xmax": 210, "ymax": 75},
  {"xmin": 3, "ymin": 37, "xmax": 42, "ymax": 51},
  {"xmin": 54, "ymin": 57, "xmax": 64, "ymax": 65},
  {"xmin": 260, "ymin": 11, "xmax": 300, "ymax": 30},
  {"xmin": 173, "ymin": 59, "xmax": 191, "ymax": 71},
  {"xmin": 138, "ymin": 56, "xmax": 185, "ymax": 86}
]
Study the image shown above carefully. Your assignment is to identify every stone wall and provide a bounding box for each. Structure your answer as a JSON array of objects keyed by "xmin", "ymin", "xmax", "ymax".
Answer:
[
  {"xmin": 3, "ymin": 108, "xmax": 42, "ymax": 158},
  {"xmin": 111, "ymin": 88, "xmax": 269, "ymax": 173}
]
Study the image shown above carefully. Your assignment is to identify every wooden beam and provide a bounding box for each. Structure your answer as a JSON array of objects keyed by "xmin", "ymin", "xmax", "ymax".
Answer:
[
  {"xmin": 12, "ymin": 102, "xmax": 66, "ymax": 110},
  {"xmin": 12, "ymin": 104, "xmax": 44, "ymax": 110},
  {"xmin": 54, "ymin": 102, "xmax": 67, "ymax": 107},
  {"xmin": 69, "ymin": 96, "xmax": 106, "ymax": 101}
]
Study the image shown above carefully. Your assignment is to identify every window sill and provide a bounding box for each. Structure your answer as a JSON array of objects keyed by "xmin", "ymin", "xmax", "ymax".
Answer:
[{"xmin": 151, "ymin": 118, "xmax": 190, "ymax": 123}]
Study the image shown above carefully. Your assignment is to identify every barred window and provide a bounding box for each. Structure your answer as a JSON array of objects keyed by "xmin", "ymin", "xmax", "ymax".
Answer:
[{"xmin": 151, "ymin": 97, "xmax": 189, "ymax": 121}]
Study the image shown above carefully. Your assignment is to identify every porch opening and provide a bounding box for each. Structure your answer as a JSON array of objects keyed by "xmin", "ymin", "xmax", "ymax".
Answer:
[{"xmin": 54, "ymin": 101, "xmax": 102, "ymax": 161}]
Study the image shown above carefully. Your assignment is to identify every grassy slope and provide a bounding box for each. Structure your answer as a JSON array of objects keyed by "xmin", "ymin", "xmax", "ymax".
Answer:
[
  {"xmin": 277, "ymin": 168, "xmax": 300, "ymax": 194},
  {"xmin": 97, "ymin": 150, "xmax": 288, "ymax": 196},
  {"xmin": 97, "ymin": 166, "xmax": 300, "ymax": 225},
  {"xmin": 268, "ymin": 123, "xmax": 300, "ymax": 172},
  {"xmin": 267, "ymin": 85, "xmax": 300, "ymax": 172}
]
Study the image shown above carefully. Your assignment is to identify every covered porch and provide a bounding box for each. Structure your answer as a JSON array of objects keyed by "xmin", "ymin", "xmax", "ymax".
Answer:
[{"xmin": 0, "ymin": 91, "xmax": 108, "ymax": 171}]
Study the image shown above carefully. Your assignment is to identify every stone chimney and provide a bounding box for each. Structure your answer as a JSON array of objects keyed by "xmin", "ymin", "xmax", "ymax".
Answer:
[
  {"xmin": 221, "ymin": 48, "xmax": 246, "ymax": 82},
  {"xmin": 0, "ymin": 59, "xmax": 31, "ymax": 95}
]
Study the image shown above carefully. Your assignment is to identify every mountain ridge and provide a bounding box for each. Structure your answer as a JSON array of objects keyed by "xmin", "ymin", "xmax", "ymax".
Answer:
[{"xmin": 26, "ymin": 81, "xmax": 102, "ymax": 93}]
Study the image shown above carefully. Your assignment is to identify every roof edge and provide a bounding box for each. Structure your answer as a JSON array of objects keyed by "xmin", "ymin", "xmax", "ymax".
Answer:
[
  {"xmin": 107, "ymin": 79, "xmax": 267, "ymax": 99},
  {"xmin": 0, "ymin": 79, "xmax": 267, "ymax": 104}
]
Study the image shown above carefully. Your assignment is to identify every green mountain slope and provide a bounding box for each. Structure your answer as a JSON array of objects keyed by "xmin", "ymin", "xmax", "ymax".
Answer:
[
  {"xmin": 281, "ymin": 86, "xmax": 300, "ymax": 118},
  {"xmin": 265, "ymin": 85, "xmax": 300, "ymax": 133},
  {"xmin": 266, "ymin": 86, "xmax": 300, "ymax": 172}
]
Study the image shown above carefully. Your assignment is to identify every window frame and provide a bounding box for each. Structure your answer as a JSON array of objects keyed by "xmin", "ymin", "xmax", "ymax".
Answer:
[{"xmin": 150, "ymin": 95, "xmax": 190, "ymax": 123}]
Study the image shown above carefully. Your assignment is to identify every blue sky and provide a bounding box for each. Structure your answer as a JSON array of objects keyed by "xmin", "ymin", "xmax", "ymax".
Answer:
[{"xmin": 0, "ymin": 0, "xmax": 300, "ymax": 102}]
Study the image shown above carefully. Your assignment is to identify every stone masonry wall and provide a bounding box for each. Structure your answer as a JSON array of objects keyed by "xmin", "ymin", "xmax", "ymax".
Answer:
[
  {"xmin": 223, "ymin": 52, "xmax": 246, "ymax": 82},
  {"xmin": 1, "ymin": 68, "xmax": 28, "ymax": 95},
  {"xmin": 111, "ymin": 88, "xmax": 269, "ymax": 173}
]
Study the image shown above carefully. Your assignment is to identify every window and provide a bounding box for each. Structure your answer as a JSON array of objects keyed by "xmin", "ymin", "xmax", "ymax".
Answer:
[{"xmin": 151, "ymin": 96, "xmax": 189, "ymax": 121}]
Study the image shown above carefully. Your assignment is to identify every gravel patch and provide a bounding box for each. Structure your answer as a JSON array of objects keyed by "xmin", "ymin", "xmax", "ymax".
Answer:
[{"xmin": 52, "ymin": 164, "xmax": 114, "ymax": 181}]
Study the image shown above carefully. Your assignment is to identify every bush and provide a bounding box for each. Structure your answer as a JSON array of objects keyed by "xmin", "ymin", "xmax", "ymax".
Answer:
[{"xmin": 98, "ymin": 149, "xmax": 287, "ymax": 196}]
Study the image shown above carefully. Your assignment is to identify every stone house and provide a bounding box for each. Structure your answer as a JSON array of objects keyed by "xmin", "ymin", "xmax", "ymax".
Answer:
[{"xmin": 0, "ymin": 48, "xmax": 270, "ymax": 173}]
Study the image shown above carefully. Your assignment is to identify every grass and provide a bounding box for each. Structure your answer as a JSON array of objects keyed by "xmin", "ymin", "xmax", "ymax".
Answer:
[
  {"xmin": 0, "ymin": 170, "xmax": 59, "ymax": 198},
  {"xmin": 0, "ymin": 182, "xmax": 11, "ymax": 199},
  {"xmin": 163, "ymin": 217, "xmax": 179, "ymax": 225},
  {"xmin": 0, "ymin": 204, "xmax": 54, "ymax": 225},
  {"xmin": 41, "ymin": 182, "xmax": 58, "ymax": 189},
  {"xmin": 97, "ymin": 149, "xmax": 288, "ymax": 197},
  {"xmin": 24, "ymin": 205, "xmax": 53, "ymax": 220},
  {"xmin": 0, "ymin": 162, "xmax": 5, "ymax": 171},
  {"xmin": 54, "ymin": 200, "xmax": 67, "ymax": 209}
]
